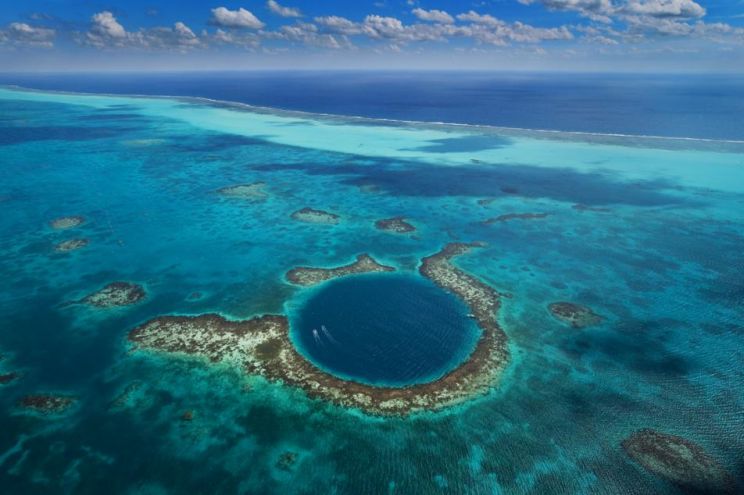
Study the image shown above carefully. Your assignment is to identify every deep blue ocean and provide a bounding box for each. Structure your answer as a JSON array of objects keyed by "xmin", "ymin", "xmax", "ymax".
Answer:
[
  {"xmin": 2, "ymin": 71, "xmax": 744, "ymax": 140},
  {"xmin": 0, "ymin": 74, "xmax": 743, "ymax": 494}
]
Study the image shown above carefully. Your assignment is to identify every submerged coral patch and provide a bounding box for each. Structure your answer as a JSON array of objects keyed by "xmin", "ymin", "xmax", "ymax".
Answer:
[
  {"xmin": 548, "ymin": 302, "xmax": 603, "ymax": 328},
  {"xmin": 375, "ymin": 217, "xmax": 416, "ymax": 233},
  {"xmin": 0, "ymin": 371, "xmax": 20, "ymax": 385},
  {"xmin": 82, "ymin": 282, "xmax": 146, "ymax": 308},
  {"xmin": 54, "ymin": 238, "xmax": 89, "ymax": 252},
  {"xmin": 483, "ymin": 213, "xmax": 549, "ymax": 224},
  {"xmin": 128, "ymin": 244, "xmax": 509, "ymax": 415},
  {"xmin": 291, "ymin": 207, "xmax": 340, "ymax": 224},
  {"xmin": 217, "ymin": 182, "xmax": 268, "ymax": 201},
  {"xmin": 286, "ymin": 254, "xmax": 395, "ymax": 287},
  {"xmin": 18, "ymin": 394, "xmax": 76, "ymax": 415},
  {"xmin": 50, "ymin": 216, "xmax": 85, "ymax": 230},
  {"xmin": 622, "ymin": 429, "xmax": 736, "ymax": 493}
]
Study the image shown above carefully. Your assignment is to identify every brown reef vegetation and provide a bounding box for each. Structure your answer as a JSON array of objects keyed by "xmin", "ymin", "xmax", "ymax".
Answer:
[
  {"xmin": 483, "ymin": 213, "xmax": 549, "ymax": 224},
  {"xmin": 375, "ymin": 217, "xmax": 416, "ymax": 233},
  {"xmin": 276, "ymin": 451, "xmax": 298, "ymax": 471},
  {"xmin": 0, "ymin": 372, "xmax": 20, "ymax": 385},
  {"xmin": 286, "ymin": 254, "xmax": 395, "ymax": 287},
  {"xmin": 82, "ymin": 282, "xmax": 146, "ymax": 308},
  {"xmin": 291, "ymin": 207, "xmax": 340, "ymax": 224},
  {"xmin": 50, "ymin": 216, "xmax": 85, "ymax": 230},
  {"xmin": 55, "ymin": 238, "xmax": 89, "ymax": 252},
  {"xmin": 18, "ymin": 394, "xmax": 76, "ymax": 415},
  {"xmin": 217, "ymin": 182, "xmax": 268, "ymax": 201},
  {"xmin": 622, "ymin": 429, "xmax": 736, "ymax": 493},
  {"xmin": 128, "ymin": 243, "xmax": 509, "ymax": 415},
  {"xmin": 548, "ymin": 302, "xmax": 603, "ymax": 328}
]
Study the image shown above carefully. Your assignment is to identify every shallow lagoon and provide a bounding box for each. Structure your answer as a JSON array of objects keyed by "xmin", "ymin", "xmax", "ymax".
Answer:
[{"xmin": 0, "ymin": 86, "xmax": 743, "ymax": 494}]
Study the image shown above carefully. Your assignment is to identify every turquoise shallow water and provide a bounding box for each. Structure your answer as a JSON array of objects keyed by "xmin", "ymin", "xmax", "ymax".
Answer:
[{"xmin": 0, "ymin": 86, "xmax": 743, "ymax": 494}]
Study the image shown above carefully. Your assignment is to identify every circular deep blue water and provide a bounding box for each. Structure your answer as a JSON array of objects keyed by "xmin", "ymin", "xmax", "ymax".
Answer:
[{"xmin": 290, "ymin": 273, "xmax": 480, "ymax": 387}]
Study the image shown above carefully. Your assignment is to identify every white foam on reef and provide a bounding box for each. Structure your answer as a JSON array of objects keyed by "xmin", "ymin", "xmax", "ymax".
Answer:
[{"xmin": 2, "ymin": 85, "xmax": 743, "ymax": 193}]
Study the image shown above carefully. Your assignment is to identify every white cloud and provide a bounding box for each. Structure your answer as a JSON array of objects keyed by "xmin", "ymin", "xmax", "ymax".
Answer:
[
  {"xmin": 623, "ymin": 0, "xmax": 705, "ymax": 18},
  {"xmin": 86, "ymin": 11, "xmax": 128, "ymax": 47},
  {"xmin": 210, "ymin": 7, "xmax": 265, "ymax": 29},
  {"xmin": 83, "ymin": 11, "xmax": 201, "ymax": 50},
  {"xmin": 0, "ymin": 22, "xmax": 56, "ymax": 48},
  {"xmin": 315, "ymin": 16, "xmax": 363, "ymax": 36},
  {"xmin": 456, "ymin": 11, "xmax": 504, "ymax": 27},
  {"xmin": 518, "ymin": 0, "xmax": 614, "ymax": 23},
  {"xmin": 412, "ymin": 8, "xmax": 454, "ymax": 24},
  {"xmin": 518, "ymin": 0, "xmax": 705, "ymax": 22},
  {"xmin": 267, "ymin": 0, "xmax": 302, "ymax": 18},
  {"xmin": 270, "ymin": 22, "xmax": 351, "ymax": 48}
]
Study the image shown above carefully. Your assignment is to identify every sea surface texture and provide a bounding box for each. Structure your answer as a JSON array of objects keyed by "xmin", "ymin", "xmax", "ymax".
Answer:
[{"xmin": 0, "ymin": 81, "xmax": 743, "ymax": 494}]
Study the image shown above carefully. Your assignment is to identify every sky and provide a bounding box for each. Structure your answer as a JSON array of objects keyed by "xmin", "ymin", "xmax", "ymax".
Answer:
[{"xmin": 0, "ymin": 1, "xmax": 743, "ymax": 72}]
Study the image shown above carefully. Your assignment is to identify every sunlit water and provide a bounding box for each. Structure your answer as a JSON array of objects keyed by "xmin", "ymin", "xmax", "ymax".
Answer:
[{"xmin": 0, "ymin": 86, "xmax": 742, "ymax": 494}]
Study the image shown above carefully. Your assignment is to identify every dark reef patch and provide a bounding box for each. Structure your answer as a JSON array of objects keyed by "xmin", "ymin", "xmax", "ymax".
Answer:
[
  {"xmin": 18, "ymin": 394, "xmax": 77, "ymax": 415},
  {"xmin": 0, "ymin": 125, "xmax": 135, "ymax": 145},
  {"xmin": 622, "ymin": 429, "xmax": 736, "ymax": 493},
  {"xmin": 54, "ymin": 238, "xmax": 89, "ymax": 252},
  {"xmin": 375, "ymin": 217, "xmax": 416, "ymax": 233},
  {"xmin": 171, "ymin": 133, "xmax": 268, "ymax": 152},
  {"xmin": 548, "ymin": 302, "xmax": 603, "ymax": 328},
  {"xmin": 405, "ymin": 134, "xmax": 511, "ymax": 153},
  {"xmin": 484, "ymin": 213, "xmax": 549, "ymax": 224},
  {"xmin": 77, "ymin": 113, "xmax": 152, "ymax": 122},
  {"xmin": 276, "ymin": 451, "xmax": 299, "ymax": 471},
  {"xmin": 0, "ymin": 371, "xmax": 20, "ymax": 385},
  {"xmin": 572, "ymin": 204, "xmax": 611, "ymax": 212},
  {"xmin": 254, "ymin": 160, "xmax": 687, "ymax": 207}
]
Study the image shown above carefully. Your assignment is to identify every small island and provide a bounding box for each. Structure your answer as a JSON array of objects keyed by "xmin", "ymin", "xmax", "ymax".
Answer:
[
  {"xmin": 290, "ymin": 207, "xmax": 340, "ymax": 224},
  {"xmin": 128, "ymin": 243, "xmax": 510, "ymax": 415},
  {"xmin": 50, "ymin": 216, "xmax": 85, "ymax": 230},
  {"xmin": 54, "ymin": 238, "xmax": 89, "ymax": 252},
  {"xmin": 82, "ymin": 282, "xmax": 146, "ymax": 308},
  {"xmin": 286, "ymin": 254, "xmax": 395, "ymax": 286},
  {"xmin": 622, "ymin": 429, "xmax": 736, "ymax": 493},
  {"xmin": 548, "ymin": 302, "xmax": 603, "ymax": 328},
  {"xmin": 375, "ymin": 217, "xmax": 416, "ymax": 233}
]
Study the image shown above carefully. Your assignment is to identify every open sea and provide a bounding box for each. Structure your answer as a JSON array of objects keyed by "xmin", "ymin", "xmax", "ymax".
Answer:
[{"xmin": 0, "ymin": 72, "xmax": 743, "ymax": 494}]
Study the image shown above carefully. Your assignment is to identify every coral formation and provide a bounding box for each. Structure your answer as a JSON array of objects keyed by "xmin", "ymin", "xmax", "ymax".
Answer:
[
  {"xmin": 286, "ymin": 254, "xmax": 395, "ymax": 287},
  {"xmin": 128, "ymin": 243, "xmax": 509, "ymax": 415},
  {"xmin": 291, "ymin": 207, "xmax": 340, "ymax": 224},
  {"xmin": 18, "ymin": 394, "xmax": 76, "ymax": 415},
  {"xmin": 374, "ymin": 217, "xmax": 416, "ymax": 233},
  {"xmin": 50, "ymin": 216, "xmax": 85, "ymax": 230},
  {"xmin": 217, "ymin": 182, "xmax": 268, "ymax": 201},
  {"xmin": 54, "ymin": 238, "xmax": 89, "ymax": 252},
  {"xmin": 82, "ymin": 282, "xmax": 146, "ymax": 308},
  {"xmin": 483, "ymin": 213, "xmax": 549, "ymax": 224},
  {"xmin": 548, "ymin": 302, "xmax": 603, "ymax": 328},
  {"xmin": 622, "ymin": 429, "xmax": 736, "ymax": 493}
]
